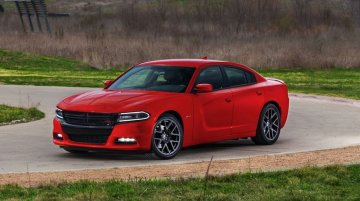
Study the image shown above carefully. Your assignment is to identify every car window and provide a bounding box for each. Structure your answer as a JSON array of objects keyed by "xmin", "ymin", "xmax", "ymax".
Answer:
[
  {"xmin": 245, "ymin": 71, "xmax": 256, "ymax": 84},
  {"xmin": 109, "ymin": 66, "xmax": 195, "ymax": 93},
  {"xmin": 196, "ymin": 66, "xmax": 223, "ymax": 90},
  {"xmin": 223, "ymin": 67, "xmax": 257, "ymax": 87},
  {"xmin": 223, "ymin": 67, "xmax": 247, "ymax": 87},
  {"xmin": 119, "ymin": 68, "xmax": 151, "ymax": 88}
]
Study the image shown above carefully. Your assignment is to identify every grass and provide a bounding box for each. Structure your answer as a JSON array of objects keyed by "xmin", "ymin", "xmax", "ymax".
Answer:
[
  {"xmin": 0, "ymin": 165, "xmax": 359, "ymax": 201},
  {"xmin": 0, "ymin": 104, "xmax": 45, "ymax": 126},
  {"xmin": 0, "ymin": 49, "xmax": 119, "ymax": 88},
  {"xmin": 259, "ymin": 68, "xmax": 360, "ymax": 100},
  {"xmin": 0, "ymin": 49, "xmax": 359, "ymax": 99}
]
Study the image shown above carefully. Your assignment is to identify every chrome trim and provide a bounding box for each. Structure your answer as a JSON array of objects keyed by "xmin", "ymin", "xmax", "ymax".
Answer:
[
  {"xmin": 60, "ymin": 121, "xmax": 113, "ymax": 130},
  {"xmin": 55, "ymin": 108, "xmax": 63, "ymax": 119},
  {"xmin": 117, "ymin": 111, "xmax": 150, "ymax": 123}
]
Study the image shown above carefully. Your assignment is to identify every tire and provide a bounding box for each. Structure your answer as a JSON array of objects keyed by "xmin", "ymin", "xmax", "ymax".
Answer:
[
  {"xmin": 151, "ymin": 114, "xmax": 183, "ymax": 159},
  {"xmin": 251, "ymin": 103, "xmax": 281, "ymax": 145},
  {"xmin": 63, "ymin": 147, "xmax": 89, "ymax": 154}
]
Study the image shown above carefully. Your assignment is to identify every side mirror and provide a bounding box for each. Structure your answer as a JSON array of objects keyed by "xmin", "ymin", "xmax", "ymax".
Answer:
[
  {"xmin": 104, "ymin": 80, "xmax": 113, "ymax": 88},
  {"xmin": 195, "ymin": 83, "xmax": 213, "ymax": 93}
]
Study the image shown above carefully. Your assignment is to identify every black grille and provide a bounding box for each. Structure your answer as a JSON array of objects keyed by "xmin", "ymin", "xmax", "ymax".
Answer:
[
  {"xmin": 63, "ymin": 111, "xmax": 118, "ymax": 126},
  {"xmin": 68, "ymin": 134, "xmax": 109, "ymax": 144},
  {"xmin": 61, "ymin": 123, "xmax": 113, "ymax": 144},
  {"xmin": 61, "ymin": 124, "xmax": 112, "ymax": 136}
]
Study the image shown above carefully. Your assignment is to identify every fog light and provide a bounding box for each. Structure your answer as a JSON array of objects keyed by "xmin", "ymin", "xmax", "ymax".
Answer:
[
  {"xmin": 115, "ymin": 137, "xmax": 136, "ymax": 144},
  {"xmin": 53, "ymin": 133, "xmax": 63, "ymax": 140}
]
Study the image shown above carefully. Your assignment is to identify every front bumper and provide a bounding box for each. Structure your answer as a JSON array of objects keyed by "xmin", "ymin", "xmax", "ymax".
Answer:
[{"xmin": 53, "ymin": 118, "xmax": 154, "ymax": 151}]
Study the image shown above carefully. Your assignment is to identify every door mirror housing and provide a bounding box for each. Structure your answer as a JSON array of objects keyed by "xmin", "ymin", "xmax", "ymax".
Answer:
[
  {"xmin": 195, "ymin": 83, "xmax": 213, "ymax": 93},
  {"xmin": 104, "ymin": 80, "xmax": 113, "ymax": 88}
]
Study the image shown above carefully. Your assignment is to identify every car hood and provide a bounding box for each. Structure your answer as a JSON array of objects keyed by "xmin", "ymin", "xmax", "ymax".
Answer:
[{"xmin": 57, "ymin": 89, "xmax": 176, "ymax": 113}]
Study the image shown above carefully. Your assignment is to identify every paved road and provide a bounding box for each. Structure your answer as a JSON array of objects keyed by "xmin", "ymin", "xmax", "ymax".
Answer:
[{"xmin": 0, "ymin": 85, "xmax": 359, "ymax": 173}]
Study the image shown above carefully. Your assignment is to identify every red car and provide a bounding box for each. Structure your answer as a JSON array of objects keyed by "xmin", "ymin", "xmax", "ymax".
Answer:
[{"xmin": 53, "ymin": 59, "xmax": 289, "ymax": 159}]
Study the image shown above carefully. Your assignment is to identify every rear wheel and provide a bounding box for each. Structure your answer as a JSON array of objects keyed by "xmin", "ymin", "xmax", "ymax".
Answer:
[
  {"xmin": 151, "ymin": 114, "xmax": 183, "ymax": 159},
  {"xmin": 251, "ymin": 104, "xmax": 281, "ymax": 145}
]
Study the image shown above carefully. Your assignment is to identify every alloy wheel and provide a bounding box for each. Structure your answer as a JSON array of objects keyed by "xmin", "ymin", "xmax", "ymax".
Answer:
[
  {"xmin": 262, "ymin": 107, "xmax": 280, "ymax": 141},
  {"xmin": 153, "ymin": 118, "xmax": 181, "ymax": 156}
]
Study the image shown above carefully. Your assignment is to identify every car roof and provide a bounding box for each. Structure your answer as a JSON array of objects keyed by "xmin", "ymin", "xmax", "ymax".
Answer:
[
  {"xmin": 126, "ymin": 58, "xmax": 267, "ymax": 83},
  {"xmin": 137, "ymin": 58, "xmax": 267, "ymax": 82},
  {"xmin": 137, "ymin": 59, "xmax": 230, "ymax": 68}
]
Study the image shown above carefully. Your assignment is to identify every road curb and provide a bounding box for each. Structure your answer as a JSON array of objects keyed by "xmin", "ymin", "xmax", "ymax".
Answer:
[{"xmin": 289, "ymin": 93, "xmax": 360, "ymax": 107}]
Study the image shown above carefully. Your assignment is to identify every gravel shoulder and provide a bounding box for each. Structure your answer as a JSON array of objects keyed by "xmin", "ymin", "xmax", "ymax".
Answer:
[{"xmin": 1, "ymin": 145, "xmax": 359, "ymax": 187}]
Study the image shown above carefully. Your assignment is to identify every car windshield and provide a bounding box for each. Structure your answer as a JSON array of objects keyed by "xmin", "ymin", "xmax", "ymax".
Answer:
[{"xmin": 108, "ymin": 66, "xmax": 196, "ymax": 93}]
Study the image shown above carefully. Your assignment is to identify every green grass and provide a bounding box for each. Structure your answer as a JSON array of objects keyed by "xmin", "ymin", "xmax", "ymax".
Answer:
[
  {"xmin": 0, "ymin": 165, "xmax": 359, "ymax": 201},
  {"xmin": 259, "ymin": 68, "xmax": 360, "ymax": 100},
  {"xmin": 0, "ymin": 49, "xmax": 119, "ymax": 87},
  {"xmin": 0, "ymin": 104, "xmax": 45, "ymax": 126},
  {"xmin": 1, "ymin": 49, "xmax": 359, "ymax": 99}
]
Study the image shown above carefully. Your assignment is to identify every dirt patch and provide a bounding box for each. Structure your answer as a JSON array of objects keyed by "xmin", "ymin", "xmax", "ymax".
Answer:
[{"xmin": 1, "ymin": 145, "xmax": 359, "ymax": 187}]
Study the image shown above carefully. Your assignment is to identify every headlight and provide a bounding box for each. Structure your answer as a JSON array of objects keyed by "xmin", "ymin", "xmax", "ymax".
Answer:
[
  {"xmin": 55, "ymin": 108, "xmax": 63, "ymax": 119},
  {"xmin": 117, "ymin": 111, "xmax": 150, "ymax": 123}
]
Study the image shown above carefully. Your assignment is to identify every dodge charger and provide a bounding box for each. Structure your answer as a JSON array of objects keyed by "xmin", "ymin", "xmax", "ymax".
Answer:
[{"xmin": 53, "ymin": 59, "xmax": 289, "ymax": 159}]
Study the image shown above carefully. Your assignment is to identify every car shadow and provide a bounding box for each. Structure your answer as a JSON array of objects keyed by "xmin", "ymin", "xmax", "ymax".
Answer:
[{"xmin": 55, "ymin": 139, "xmax": 259, "ymax": 161}]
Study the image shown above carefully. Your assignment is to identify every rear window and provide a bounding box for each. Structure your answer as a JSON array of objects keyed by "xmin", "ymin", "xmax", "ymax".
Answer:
[
  {"xmin": 223, "ymin": 66, "xmax": 257, "ymax": 87},
  {"xmin": 223, "ymin": 67, "xmax": 247, "ymax": 87},
  {"xmin": 245, "ymin": 71, "xmax": 256, "ymax": 84}
]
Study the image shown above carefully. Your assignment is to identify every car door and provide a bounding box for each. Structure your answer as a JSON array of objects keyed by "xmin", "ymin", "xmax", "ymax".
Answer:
[
  {"xmin": 192, "ymin": 66, "xmax": 233, "ymax": 143},
  {"xmin": 222, "ymin": 66, "xmax": 264, "ymax": 137}
]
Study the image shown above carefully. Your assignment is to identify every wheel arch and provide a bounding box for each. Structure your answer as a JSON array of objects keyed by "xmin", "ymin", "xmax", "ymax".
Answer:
[
  {"xmin": 159, "ymin": 110, "xmax": 184, "ymax": 129},
  {"xmin": 264, "ymin": 101, "xmax": 281, "ymax": 114},
  {"xmin": 262, "ymin": 101, "xmax": 282, "ymax": 126}
]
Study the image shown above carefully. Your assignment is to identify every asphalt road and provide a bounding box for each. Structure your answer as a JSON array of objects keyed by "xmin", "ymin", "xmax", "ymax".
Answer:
[{"xmin": 0, "ymin": 85, "xmax": 359, "ymax": 173}]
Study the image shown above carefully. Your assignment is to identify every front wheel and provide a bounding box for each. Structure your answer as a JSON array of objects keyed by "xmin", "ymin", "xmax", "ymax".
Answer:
[
  {"xmin": 251, "ymin": 104, "xmax": 281, "ymax": 145},
  {"xmin": 151, "ymin": 114, "xmax": 183, "ymax": 159}
]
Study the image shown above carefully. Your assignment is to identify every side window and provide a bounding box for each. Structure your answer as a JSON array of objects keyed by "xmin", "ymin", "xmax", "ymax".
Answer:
[
  {"xmin": 245, "ymin": 71, "xmax": 256, "ymax": 84},
  {"xmin": 223, "ymin": 67, "xmax": 247, "ymax": 87},
  {"xmin": 196, "ymin": 66, "xmax": 223, "ymax": 90},
  {"xmin": 224, "ymin": 67, "xmax": 257, "ymax": 87}
]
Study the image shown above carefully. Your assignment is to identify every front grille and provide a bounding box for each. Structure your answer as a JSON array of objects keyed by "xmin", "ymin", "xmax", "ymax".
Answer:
[
  {"xmin": 61, "ymin": 124, "xmax": 112, "ymax": 136},
  {"xmin": 68, "ymin": 134, "xmax": 109, "ymax": 144},
  {"xmin": 63, "ymin": 111, "xmax": 118, "ymax": 126},
  {"xmin": 61, "ymin": 122, "xmax": 113, "ymax": 144}
]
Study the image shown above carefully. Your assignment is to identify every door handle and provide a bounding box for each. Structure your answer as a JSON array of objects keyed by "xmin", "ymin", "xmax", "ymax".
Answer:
[
  {"xmin": 256, "ymin": 91, "xmax": 263, "ymax": 96},
  {"xmin": 225, "ymin": 97, "xmax": 232, "ymax": 103}
]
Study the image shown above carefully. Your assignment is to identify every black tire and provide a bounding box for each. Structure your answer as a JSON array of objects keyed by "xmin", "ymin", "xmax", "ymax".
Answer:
[
  {"xmin": 63, "ymin": 147, "xmax": 89, "ymax": 154},
  {"xmin": 251, "ymin": 103, "xmax": 281, "ymax": 145},
  {"xmin": 151, "ymin": 114, "xmax": 183, "ymax": 159}
]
